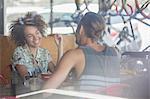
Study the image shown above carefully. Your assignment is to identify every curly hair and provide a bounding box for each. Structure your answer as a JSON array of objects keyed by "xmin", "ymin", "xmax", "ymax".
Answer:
[{"xmin": 9, "ymin": 12, "xmax": 47, "ymax": 46}]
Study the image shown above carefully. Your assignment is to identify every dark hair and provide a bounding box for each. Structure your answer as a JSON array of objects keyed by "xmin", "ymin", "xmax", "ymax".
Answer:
[
  {"xmin": 76, "ymin": 12, "xmax": 106, "ymax": 40},
  {"xmin": 9, "ymin": 12, "xmax": 47, "ymax": 46}
]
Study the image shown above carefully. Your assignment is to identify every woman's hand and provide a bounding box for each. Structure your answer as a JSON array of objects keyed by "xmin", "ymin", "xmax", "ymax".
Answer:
[
  {"xmin": 54, "ymin": 34, "xmax": 63, "ymax": 46},
  {"xmin": 54, "ymin": 34, "xmax": 63, "ymax": 63},
  {"xmin": 48, "ymin": 62, "xmax": 55, "ymax": 73}
]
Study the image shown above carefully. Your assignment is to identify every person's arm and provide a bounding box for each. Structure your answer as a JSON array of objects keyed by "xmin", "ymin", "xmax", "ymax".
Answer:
[
  {"xmin": 48, "ymin": 61, "xmax": 55, "ymax": 73},
  {"xmin": 12, "ymin": 47, "xmax": 28, "ymax": 78},
  {"xmin": 54, "ymin": 34, "xmax": 63, "ymax": 64},
  {"xmin": 15, "ymin": 64, "xmax": 28, "ymax": 78},
  {"xmin": 43, "ymin": 49, "xmax": 77, "ymax": 90}
]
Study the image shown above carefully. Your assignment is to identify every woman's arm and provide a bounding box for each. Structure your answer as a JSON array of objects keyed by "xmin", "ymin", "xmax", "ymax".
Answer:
[
  {"xmin": 15, "ymin": 64, "xmax": 28, "ymax": 78},
  {"xmin": 12, "ymin": 47, "xmax": 29, "ymax": 78},
  {"xmin": 48, "ymin": 62, "xmax": 55, "ymax": 73},
  {"xmin": 54, "ymin": 34, "xmax": 64, "ymax": 65}
]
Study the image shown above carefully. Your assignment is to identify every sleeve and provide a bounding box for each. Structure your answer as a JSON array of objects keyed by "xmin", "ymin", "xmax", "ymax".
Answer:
[{"xmin": 12, "ymin": 47, "xmax": 26, "ymax": 65}]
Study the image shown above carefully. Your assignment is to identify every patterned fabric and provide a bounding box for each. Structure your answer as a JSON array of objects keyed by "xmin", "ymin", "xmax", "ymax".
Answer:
[{"xmin": 12, "ymin": 46, "xmax": 52, "ymax": 75}]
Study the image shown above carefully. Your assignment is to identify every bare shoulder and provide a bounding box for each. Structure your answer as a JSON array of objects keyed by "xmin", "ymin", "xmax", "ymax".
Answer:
[
  {"xmin": 63, "ymin": 48, "xmax": 83, "ymax": 58},
  {"xmin": 59, "ymin": 48, "xmax": 84, "ymax": 66},
  {"xmin": 55, "ymin": 48, "xmax": 84, "ymax": 74}
]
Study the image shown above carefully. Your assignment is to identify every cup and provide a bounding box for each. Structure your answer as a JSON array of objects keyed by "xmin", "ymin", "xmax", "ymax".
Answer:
[
  {"xmin": 41, "ymin": 73, "xmax": 51, "ymax": 81},
  {"xmin": 29, "ymin": 78, "xmax": 40, "ymax": 91}
]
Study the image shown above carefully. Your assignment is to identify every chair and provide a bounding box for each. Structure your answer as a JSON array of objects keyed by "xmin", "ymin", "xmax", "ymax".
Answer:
[
  {"xmin": 7, "ymin": 64, "xmax": 17, "ymax": 96},
  {"xmin": 0, "ymin": 74, "xmax": 7, "ymax": 85}
]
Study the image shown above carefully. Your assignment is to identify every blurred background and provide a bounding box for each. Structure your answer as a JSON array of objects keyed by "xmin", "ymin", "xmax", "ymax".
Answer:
[{"xmin": 4, "ymin": 0, "xmax": 150, "ymax": 51}]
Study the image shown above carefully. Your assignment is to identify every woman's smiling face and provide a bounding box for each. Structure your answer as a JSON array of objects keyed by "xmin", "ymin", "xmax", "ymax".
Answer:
[{"xmin": 24, "ymin": 26, "xmax": 42, "ymax": 48}]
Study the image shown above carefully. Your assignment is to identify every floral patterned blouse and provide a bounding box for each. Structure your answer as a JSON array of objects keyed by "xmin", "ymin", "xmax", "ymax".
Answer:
[{"xmin": 12, "ymin": 46, "xmax": 52, "ymax": 76}]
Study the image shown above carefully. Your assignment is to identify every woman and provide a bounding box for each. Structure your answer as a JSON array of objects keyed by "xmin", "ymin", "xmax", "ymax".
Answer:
[{"xmin": 10, "ymin": 12, "xmax": 55, "ymax": 78}]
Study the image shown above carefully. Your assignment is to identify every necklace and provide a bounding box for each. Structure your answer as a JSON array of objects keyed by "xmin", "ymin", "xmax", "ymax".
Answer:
[
  {"xmin": 26, "ymin": 45, "xmax": 38, "ymax": 65},
  {"xmin": 25, "ymin": 45, "xmax": 42, "ymax": 76}
]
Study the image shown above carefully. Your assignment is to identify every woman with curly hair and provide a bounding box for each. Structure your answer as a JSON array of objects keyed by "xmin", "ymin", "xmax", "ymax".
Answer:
[{"xmin": 10, "ymin": 12, "xmax": 55, "ymax": 78}]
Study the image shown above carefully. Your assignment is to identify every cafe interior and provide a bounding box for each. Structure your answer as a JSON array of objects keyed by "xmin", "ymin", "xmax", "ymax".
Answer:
[{"xmin": 0, "ymin": 0, "xmax": 150, "ymax": 99}]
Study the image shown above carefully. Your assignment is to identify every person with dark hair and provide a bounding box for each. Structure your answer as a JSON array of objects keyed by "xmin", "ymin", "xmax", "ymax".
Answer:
[
  {"xmin": 10, "ymin": 12, "xmax": 55, "ymax": 78},
  {"xmin": 43, "ymin": 12, "xmax": 121, "ymax": 95}
]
